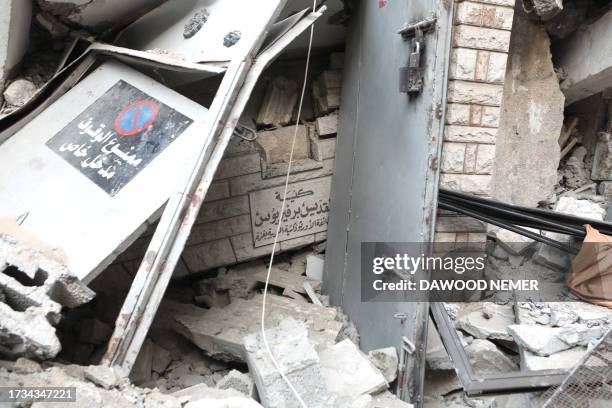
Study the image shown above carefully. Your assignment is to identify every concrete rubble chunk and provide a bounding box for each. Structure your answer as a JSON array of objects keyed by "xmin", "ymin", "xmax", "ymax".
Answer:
[
  {"xmin": 530, "ymin": 0, "xmax": 563, "ymax": 21},
  {"xmin": 306, "ymin": 254, "xmax": 325, "ymax": 281},
  {"xmin": 457, "ymin": 303, "xmax": 514, "ymax": 342},
  {"xmin": 493, "ymin": 229, "xmax": 536, "ymax": 255},
  {"xmin": 244, "ymin": 318, "xmax": 332, "ymax": 408},
  {"xmin": 256, "ymin": 125, "xmax": 310, "ymax": 164},
  {"xmin": 319, "ymin": 339, "xmax": 388, "ymax": 399},
  {"xmin": 369, "ymin": 391, "xmax": 415, "ymax": 408},
  {"xmin": 0, "ymin": 301, "xmax": 61, "ymax": 360},
  {"xmin": 185, "ymin": 397, "xmax": 263, "ymax": 408},
  {"xmin": 12, "ymin": 357, "xmax": 42, "ymax": 374},
  {"xmin": 172, "ymin": 294, "xmax": 342, "ymax": 362},
  {"xmin": 256, "ymin": 76, "xmax": 299, "ymax": 126},
  {"xmin": 84, "ymin": 365, "xmax": 119, "ymax": 390},
  {"xmin": 253, "ymin": 267, "xmax": 312, "ymax": 294},
  {"xmin": 524, "ymin": 347, "xmax": 586, "ymax": 371},
  {"xmin": 368, "ymin": 347, "xmax": 398, "ymax": 384},
  {"xmin": 316, "ymin": 112, "xmax": 339, "ymax": 138},
  {"xmin": 172, "ymin": 383, "xmax": 245, "ymax": 403},
  {"xmin": 216, "ymin": 369, "xmax": 256, "ymax": 398},
  {"xmin": 508, "ymin": 324, "xmax": 570, "ymax": 356},
  {"xmin": 3, "ymin": 78, "xmax": 37, "ymax": 107},
  {"xmin": 465, "ymin": 339, "xmax": 518, "ymax": 374}
]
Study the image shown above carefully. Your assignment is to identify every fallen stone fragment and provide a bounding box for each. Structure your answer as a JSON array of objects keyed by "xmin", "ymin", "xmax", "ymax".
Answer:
[
  {"xmin": 557, "ymin": 324, "xmax": 606, "ymax": 347},
  {"xmin": 493, "ymin": 229, "xmax": 536, "ymax": 256},
  {"xmin": 456, "ymin": 303, "xmax": 514, "ymax": 342},
  {"xmin": 173, "ymin": 383, "xmax": 244, "ymax": 403},
  {"xmin": 84, "ymin": 365, "xmax": 119, "ymax": 390},
  {"xmin": 172, "ymin": 294, "xmax": 342, "ymax": 362},
  {"xmin": 185, "ymin": 396, "xmax": 263, "ymax": 408},
  {"xmin": 508, "ymin": 324, "xmax": 569, "ymax": 356},
  {"xmin": 253, "ymin": 268, "xmax": 312, "ymax": 294},
  {"xmin": 524, "ymin": 347, "xmax": 586, "ymax": 371},
  {"xmin": 315, "ymin": 112, "xmax": 339, "ymax": 138},
  {"xmin": 319, "ymin": 339, "xmax": 388, "ymax": 398},
  {"xmin": 12, "ymin": 357, "xmax": 42, "ymax": 374},
  {"xmin": 306, "ymin": 254, "xmax": 325, "ymax": 281},
  {"xmin": 3, "ymin": 79, "xmax": 37, "ymax": 107},
  {"xmin": 0, "ymin": 302, "xmax": 61, "ymax": 360},
  {"xmin": 465, "ymin": 339, "xmax": 518, "ymax": 374},
  {"xmin": 244, "ymin": 318, "xmax": 332, "ymax": 408},
  {"xmin": 530, "ymin": 0, "xmax": 563, "ymax": 21},
  {"xmin": 216, "ymin": 369, "xmax": 255, "ymax": 398},
  {"xmin": 368, "ymin": 347, "xmax": 398, "ymax": 384},
  {"xmin": 256, "ymin": 76, "xmax": 298, "ymax": 126},
  {"xmin": 370, "ymin": 391, "xmax": 415, "ymax": 407}
]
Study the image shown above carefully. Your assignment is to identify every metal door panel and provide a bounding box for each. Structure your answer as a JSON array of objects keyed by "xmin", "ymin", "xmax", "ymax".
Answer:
[{"xmin": 324, "ymin": 0, "xmax": 452, "ymax": 403}]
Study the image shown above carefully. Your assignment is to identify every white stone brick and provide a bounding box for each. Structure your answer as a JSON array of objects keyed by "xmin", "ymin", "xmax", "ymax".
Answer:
[
  {"xmin": 450, "ymin": 48, "xmax": 478, "ymax": 81},
  {"xmin": 204, "ymin": 181, "xmax": 230, "ymax": 202},
  {"xmin": 456, "ymin": 2, "xmax": 514, "ymax": 31},
  {"xmin": 188, "ymin": 214, "xmax": 252, "ymax": 246},
  {"xmin": 436, "ymin": 216, "xmax": 487, "ymax": 232},
  {"xmin": 453, "ymin": 25, "xmax": 511, "ymax": 52},
  {"xmin": 441, "ymin": 143, "xmax": 467, "ymax": 173},
  {"xmin": 440, "ymin": 173, "xmax": 492, "ymax": 195},
  {"xmin": 475, "ymin": 144, "xmax": 496, "ymax": 174},
  {"xmin": 318, "ymin": 138, "xmax": 336, "ymax": 160},
  {"xmin": 197, "ymin": 195, "xmax": 249, "ymax": 223},
  {"xmin": 464, "ymin": 144, "xmax": 478, "ymax": 173},
  {"xmin": 231, "ymin": 233, "xmax": 274, "ymax": 262},
  {"xmin": 435, "ymin": 232, "xmax": 457, "ymax": 242},
  {"xmin": 444, "ymin": 125, "xmax": 497, "ymax": 144},
  {"xmin": 215, "ymin": 153, "xmax": 261, "ymax": 179},
  {"xmin": 182, "ymin": 239, "xmax": 236, "ymax": 272},
  {"xmin": 482, "ymin": 106, "xmax": 501, "ymax": 127},
  {"xmin": 446, "ymin": 103, "xmax": 471, "ymax": 125},
  {"xmin": 468, "ymin": 233, "xmax": 488, "ymax": 242},
  {"xmin": 230, "ymin": 159, "xmax": 334, "ymax": 196},
  {"xmin": 488, "ymin": 52, "xmax": 508, "ymax": 82},
  {"xmin": 448, "ymin": 80, "xmax": 504, "ymax": 106}
]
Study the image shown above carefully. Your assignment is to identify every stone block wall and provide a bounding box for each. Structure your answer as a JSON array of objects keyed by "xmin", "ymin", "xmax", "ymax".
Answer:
[
  {"xmin": 113, "ymin": 131, "xmax": 336, "ymax": 277},
  {"xmin": 436, "ymin": 0, "xmax": 516, "ymax": 243}
]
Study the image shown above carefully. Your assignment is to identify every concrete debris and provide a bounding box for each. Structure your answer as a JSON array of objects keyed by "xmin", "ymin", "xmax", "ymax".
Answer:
[
  {"xmin": 256, "ymin": 125, "xmax": 310, "ymax": 163},
  {"xmin": 315, "ymin": 111, "xmax": 339, "ymax": 138},
  {"xmin": 493, "ymin": 228, "xmax": 536, "ymax": 255},
  {"xmin": 466, "ymin": 339, "xmax": 518, "ymax": 375},
  {"xmin": 244, "ymin": 318, "xmax": 332, "ymax": 408},
  {"xmin": 257, "ymin": 76, "xmax": 299, "ymax": 126},
  {"xmin": 172, "ymin": 294, "xmax": 342, "ymax": 362},
  {"xmin": 320, "ymin": 339, "xmax": 388, "ymax": 398},
  {"xmin": 185, "ymin": 396, "xmax": 264, "ymax": 408},
  {"xmin": 508, "ymin": 324, "xmax": 569, "ymax": 356},
  {"xmin": 3, "ymin": 78, "xmax": 37, "ymax": 107},
  {"xmin": 172, "ymin": 383, "xmax": 245, "ymax": 403},
  {"xmin": 85, "ymin": 365, "xmax": 119, "ymax": 390},
  {"xmin": 223, "ymin": 31, "xmax": 242, "ymax": 48},
  {"xmin": 524, "ymin": 347, "xmax": 586, "ymax": 371},
  {"xmin": 529, "ymin": 0, "xmax": 564, "ymax": 21},
  {"xmin": 253, "ymin": 267, "xmax": 314, "ymax": 294},
  {"xmin": 312, "ymin": 70, "xmax": 342, "ymax": 116},
  {"xmin": 216, "ymin": 369, "xmax": 255, "ymax": 398},
  {"xmin": 11, "ymin": 357, "xmax": 43, "ymax": 374},
  {"xmin": 456, "ymin": 303, "xmax": 514, "ymax": 342},
  {"xmin": 183, "ymin": 8, "xmax": 209, "ymax": 39},
  {"xmin": 368, "ymin": 347, "xmax": 398, "ymax": 384}
]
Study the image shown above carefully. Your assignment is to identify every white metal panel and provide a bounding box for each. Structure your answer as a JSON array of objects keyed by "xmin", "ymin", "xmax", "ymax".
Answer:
[
  {"xmin": 115, "ymin": 0, "xmax": 286, "ymax": 64},
  {"xmin": 0, "ymin": 60, "xmax": 208, "ymax": 283}
]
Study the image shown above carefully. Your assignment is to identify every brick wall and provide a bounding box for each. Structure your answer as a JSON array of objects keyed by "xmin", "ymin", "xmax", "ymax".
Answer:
[
  {"xmin": 113, "ymin": 131, "xmax": 336, "ymax": 277},
  {"xmin": 436, "ymin": 0, "xmax": 516, "ymax": 243}
]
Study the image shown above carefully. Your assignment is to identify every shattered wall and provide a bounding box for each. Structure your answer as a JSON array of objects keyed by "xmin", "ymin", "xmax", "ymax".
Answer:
[
  {"xmin": 436, "ymin": 0, "xmax": 515, "ymax": 242},
  {"xmin": 491, "ymin": 8, "xmax": 565, "ymax": 207}
]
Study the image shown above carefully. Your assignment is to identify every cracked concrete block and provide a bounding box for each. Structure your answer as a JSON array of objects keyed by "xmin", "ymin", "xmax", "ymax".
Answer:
[
  {"xmin": 172, "ymin": 294, "xmax": 341, "ymax": 362},
  {"xmin": 319, "ymin": 339, "xmax": 388, "ymax": 398},
  {"xmin": 524, "ymin": 347, "xmax": 586, "ymax": 371},
  {"xmin": 244, "ymin": 318, "xmax": 331, "ymax": 408},
  {"xmin": 84, "ymin": 365, "xmax": 119, "ymax": 390},
  {"xmin": 0, "ymin": 302, "xmax": 61, "ymax": 360},
  {"xmin": 368, "ymin": 347, "xmax": 398, "ymax": 384},
  {"xmin": 457, "ymin": 303, "xmax": 514, "ymax": 341},
  {"xmin": 216, "ymin": 369, "xmax": 255, "ymax": 398},
  {"xmin": 508, "ymin": 324, "xmax": 569, "ymax": 356}
]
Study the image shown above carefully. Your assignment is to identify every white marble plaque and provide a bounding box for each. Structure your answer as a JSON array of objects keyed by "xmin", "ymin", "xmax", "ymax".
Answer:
[{"xmin": 249, "ymin": 177, "xmax": 331, "ymax": 247}]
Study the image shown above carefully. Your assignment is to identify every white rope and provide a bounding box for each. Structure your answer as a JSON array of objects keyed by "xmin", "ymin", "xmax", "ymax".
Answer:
[{"xmin": 260, "ymin": 2, "xmax": 318, "ymax": 407}]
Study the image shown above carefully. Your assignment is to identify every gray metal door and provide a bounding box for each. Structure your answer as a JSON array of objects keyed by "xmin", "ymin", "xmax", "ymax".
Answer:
[{"xmin": 323, "ymin": 0, "xmax": 452, "ymax": 404}]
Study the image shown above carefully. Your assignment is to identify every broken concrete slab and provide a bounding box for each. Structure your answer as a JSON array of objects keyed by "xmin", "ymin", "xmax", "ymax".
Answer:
[
  {"xmin": 457, "ymin": 303, "xmax": 514, "ymax": 342},
  {"xmin": 524, "ymin": 347, "xmax": 586, "ymax": 371},
  {"xmin": 185, "ymin": 396, "xmax": 263, "ymax": 408},
  {"xmin": 244, "ymin": 318, "xmax": 332, "ymax": 408},
  {"xmin": 172, "ymin": 294, "xmax": 342, "ymax": 362},
  {"xmin": 253, "ymin": 267, "xmax": 312, "ymax": 294},
  {"xmin": 557, "ymin": 9, "xmax": 612, "ymax": 105},
  {"xmin": 84, "ymin": 365, "xmax": 119, "ymax": 390},
  {"xmin": 173, "ymin": 383, "xmax": 244, "ymax": 403},
  {"xmin": 466, "ymin": 339, "xmax": 518, "ymax": 375},
  {"xmin": 319, "ymin": 339, "xmax": 388, "ymax": 398},
  {"xmin": 256, "ymin": 76, "xmax": 298, "ymax": 126},
  {"xmin": 508, "ymin": 324, "xmax": 570, "ymax": 356},
  {"xmin": 216, "ymin": 369, "xmax": 255, "ymax": 398},
  {"xmin": 368, "ymin": 347, "xmax": 398, "ymax": 384},
  {"xmin": 492, "ymin": 10, "xmax": 564, "ymax": 207}
]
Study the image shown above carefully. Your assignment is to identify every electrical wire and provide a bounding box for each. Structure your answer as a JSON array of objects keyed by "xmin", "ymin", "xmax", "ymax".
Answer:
[{"xmin": 260, "ymin": 2, "xmax": 318, "ymax": 407}]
